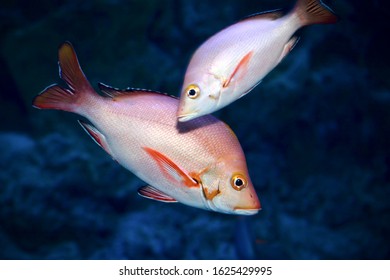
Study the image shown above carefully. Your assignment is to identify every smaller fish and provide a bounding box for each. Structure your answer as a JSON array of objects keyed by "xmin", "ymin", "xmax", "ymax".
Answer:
[
  {"xmin": 177, "ymin": 0, "xmax": 337, "ymax": 121},
  {"xmin": 32, "ymin": 42, "xmax": 261, "ymax": 215}
]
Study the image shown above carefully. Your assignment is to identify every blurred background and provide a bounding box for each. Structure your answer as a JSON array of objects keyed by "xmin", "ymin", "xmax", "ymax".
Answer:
[{"xmin": 0, "ymin": 0, "xmax": 389, "ymax": 259}]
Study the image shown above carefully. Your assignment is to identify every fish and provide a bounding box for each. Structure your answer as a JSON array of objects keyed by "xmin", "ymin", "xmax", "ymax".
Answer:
[
  {"xmin": 32, "ymin": 42, "xmax": 261, "ymax": 215},
  {"xmin": 177, "ymin": 0, "xmax": 337, "ymax": 121}
]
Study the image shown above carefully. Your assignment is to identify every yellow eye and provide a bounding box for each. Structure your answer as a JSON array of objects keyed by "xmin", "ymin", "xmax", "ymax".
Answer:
[
  {"xmin": 185, "ymin": 84, "xmax": 200, "ymax": 99},
  {"xmin": 230, "ymin": 174, "xmax": 247, "ymax": 191}
]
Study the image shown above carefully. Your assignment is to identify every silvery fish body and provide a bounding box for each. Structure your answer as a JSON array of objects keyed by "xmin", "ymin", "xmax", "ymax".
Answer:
[
  {"xmin": 33, "ymin": 43, "xmax": 261, "ymax": 215},
  {"xmin": 177, "ymin": 0, "xmax": 337, "ymax": 121}
]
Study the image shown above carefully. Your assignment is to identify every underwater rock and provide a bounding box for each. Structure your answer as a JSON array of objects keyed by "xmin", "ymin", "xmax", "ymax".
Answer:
[
  {"xmin": 99, "ymin": 205, "xmax": 239, "ymax": 260},
  {"xmin": 0, "ymin": 132, "xmax": 134, "ymax": 259}
]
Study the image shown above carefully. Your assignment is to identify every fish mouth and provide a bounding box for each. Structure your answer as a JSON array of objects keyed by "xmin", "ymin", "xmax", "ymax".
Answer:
[
  {"xmin": 177, "ymin": 112, "xmax": 199, "ymax": 122},
  {"xmin": 234, "ymin": 203, "xmax": 262, "ymax": 215},
  {"xmin": 233, "ymin": 195, "xmax": 261, "ymax": 215},
  {"xmin": 234, "ymin": 207, "xmax": 261, "ymax": 215}
]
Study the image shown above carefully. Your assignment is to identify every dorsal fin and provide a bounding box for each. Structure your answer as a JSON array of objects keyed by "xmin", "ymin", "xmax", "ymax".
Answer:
[
  {"xmin": 97, "ymin": 82, "xmax": 178, "ymax": 99},
  {"xmin": 240, "ymin": 9, "xmax": 284, "ymax": 22}
]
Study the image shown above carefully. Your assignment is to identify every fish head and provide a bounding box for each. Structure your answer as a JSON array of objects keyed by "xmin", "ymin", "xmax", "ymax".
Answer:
[
  {"xmin": 199, "ymin": 156, "xmax": 261, "ymax": 215},
  {"xmin": 177, "ymin": 73, "xmax": 222, "ymax": 122}
]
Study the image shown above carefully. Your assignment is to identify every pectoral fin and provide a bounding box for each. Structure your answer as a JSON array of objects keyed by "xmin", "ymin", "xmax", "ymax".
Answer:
[
  {"xmin": 223, "ymin": 51, "xmax": 254, "ymax": 88},
  {"xmin": 138, "ymin": 186, "xmax": 177, "ymax": 203},
  {"xmin": 143, "ymin": 147, "xmax": 199, "ymax": 188}
]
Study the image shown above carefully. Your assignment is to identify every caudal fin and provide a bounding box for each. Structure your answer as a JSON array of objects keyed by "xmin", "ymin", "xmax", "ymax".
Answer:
[
  {"xmin": 294, "ymin": 0, "xmax": 338, "ymax": 26},
  {"xmin": 33, "ymin": 42, "xmax": 95, "ymax": 113}
]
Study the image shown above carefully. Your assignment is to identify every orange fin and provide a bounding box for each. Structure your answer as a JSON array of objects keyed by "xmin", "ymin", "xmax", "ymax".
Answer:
[
  {"xmin": 78, "ymin": 120, "xmax": 114, "ymax": 158},
  {"xmin": 294, "ymin": 0, "xmax": 338, "ymax": 26},
  {"xmin": 143, "ymin": 147, "xmax": 199, "ymax": 188},
  {"xmin": 223, "ymin": 51, "xmax": 253, "ymax": 88},
  {"xmin": 278, "ymin": 36, "xmax": 300, "ymax": 63},
  {"xmin": 138, "ymin": 186, "xmax": 178, "ymax": 203},
  {"xmin": 33, "ymin": 85, "xmax": 76, "ymax": 112},
  {"xmin": 58, "ymin": 42, "xmax": 92, "ymax": 92},
  {"xmin": 32, "ymin": 42, "xmax": 95, "ymax": 113}
]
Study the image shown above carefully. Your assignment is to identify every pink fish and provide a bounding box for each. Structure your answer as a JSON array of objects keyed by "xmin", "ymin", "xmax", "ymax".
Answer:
[
  {"xmin": 33, "ymin": 42, "xmax": 261, "ymax": 215},
  {"xmin": 177, "ymin": 0, "xmax": 337, "ymax": 121}
]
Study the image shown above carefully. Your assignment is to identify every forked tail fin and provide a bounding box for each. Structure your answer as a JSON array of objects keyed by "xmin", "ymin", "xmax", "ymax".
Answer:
[
  {"xmin": 32, "ymin": 42, "xmax": 96, "ymax": 113},
  {"xmin": 294, "ymin": 0, "xmax": 338, "ymax": 26}
]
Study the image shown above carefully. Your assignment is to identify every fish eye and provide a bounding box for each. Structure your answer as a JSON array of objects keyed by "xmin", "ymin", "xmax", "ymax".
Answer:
[
  {"xmin": 231, "ymin": 174, "xmax": 247, "ymax": 191},
  {"xmin": 185, "ymin": 84, "xmax": 200, "ymax": 99}
]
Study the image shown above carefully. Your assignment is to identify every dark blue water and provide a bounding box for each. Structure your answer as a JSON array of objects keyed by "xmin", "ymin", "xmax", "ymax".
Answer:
[{"xmin": 0, "ymin": 0, "xmax": 389, "ymax": 259}]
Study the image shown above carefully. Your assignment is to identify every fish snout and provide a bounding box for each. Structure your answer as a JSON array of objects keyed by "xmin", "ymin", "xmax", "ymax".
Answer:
[
  {"xmin": 177, "ymin": 105, "xmax": 199, "ymax": 122},
  {"xmin": 234, "ymin": 195, "xmax": 261, "ymax": 215},
  {"xmin": 177, "ymin": 112, "xmax": 198, "ymax": 122}
]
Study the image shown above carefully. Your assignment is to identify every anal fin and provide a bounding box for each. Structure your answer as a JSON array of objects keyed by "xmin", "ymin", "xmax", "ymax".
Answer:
[
  {"xmin": 138, "ymin": 186, "xmax": 177, "ymax": 203},
  {"xmin": 278, "ymin": 36, "xmax": 300, "ymax": 63},
  {"xmin": 78, "ymin": 120, "xmax": 114, "ymax": 158}
]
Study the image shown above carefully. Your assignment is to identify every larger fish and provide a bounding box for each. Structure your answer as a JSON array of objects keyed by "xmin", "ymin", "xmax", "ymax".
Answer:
[
  {"xmin": 177, "ymin": 0, "xmax": 337, "ymax": 121},
  {"xmin": 33, "ymin": 42, "xmax": 260, "ymax": 215}
]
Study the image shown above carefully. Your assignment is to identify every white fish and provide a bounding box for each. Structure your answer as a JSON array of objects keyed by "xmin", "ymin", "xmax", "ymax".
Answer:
[
  {"xmin": 177, "ymin": 0, "xmax": 337, "ymax": 121},
  {"xmin": 33, "ymin": 42, "xmax": 261, "ymax": 215}
]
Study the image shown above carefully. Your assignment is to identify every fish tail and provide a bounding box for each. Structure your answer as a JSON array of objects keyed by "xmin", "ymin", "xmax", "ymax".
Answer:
[
  {"xmin": 33, "ymin": 42, "xmax": 96, "ymax": 113},
  {"xmin": 294, "ymin": 0, "xmax": 338, "ymax": 26}
]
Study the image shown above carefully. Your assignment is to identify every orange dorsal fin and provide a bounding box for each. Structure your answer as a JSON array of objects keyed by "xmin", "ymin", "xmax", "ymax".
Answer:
[
  {"xmin": 143, "ymin": 147, "xmax": 199, "ymax": 188},
  {"xmin": 138, "ymin": 186, "xmax": 178, "ymax": 203},
  {"xmin": 223, "ymin": 51, "xmax": 253, "ymax": 88}
]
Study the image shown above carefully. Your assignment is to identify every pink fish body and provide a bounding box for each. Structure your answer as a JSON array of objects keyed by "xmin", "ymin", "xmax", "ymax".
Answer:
[
  {"xmin": 177, "ymin": 0, "xmax": 337, "ymax": 121},
  {"xmin": 33, "ymin": 42, "xmax": 260, "ymax": 215}
]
